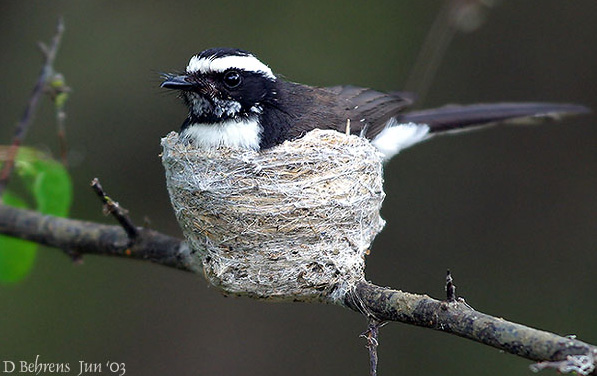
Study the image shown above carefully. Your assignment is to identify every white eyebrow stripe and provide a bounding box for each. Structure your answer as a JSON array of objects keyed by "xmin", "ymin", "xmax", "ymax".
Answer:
[{"xmin": 186, "ymin": 55, "xmax": 276, "ymax": 80}]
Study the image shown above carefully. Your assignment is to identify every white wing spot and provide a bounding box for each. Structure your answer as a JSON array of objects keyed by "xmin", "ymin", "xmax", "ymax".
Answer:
[{"xmin": 372, "ymin": 119, "xmax": 431, "ymax": 160}]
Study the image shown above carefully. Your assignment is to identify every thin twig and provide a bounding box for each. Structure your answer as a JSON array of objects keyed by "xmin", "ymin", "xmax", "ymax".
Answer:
[
  {"xmin": 56, "ymin": 107, "xmax": 68, "ymax": 166},
  {"xmin": 404, "ymin": 0, "xmax": 493, "ymax": 106},
  {"xmin": 45, "ymin": 72, "xmax": 71, "ymax": 166},
  {"xmin": 361, "ymin": 319, "xmax": 383, "ymax": 376},
  {"xmin": 91, "ymin": 178, "xmax": 139, "ymax": 244},
  {"xmin": 0, "ymin": 18, "xmax": 65, "ymax": 197},
  {"xmin": 446, "ymin": 269, "xmax": 456, "ymax": 302}
]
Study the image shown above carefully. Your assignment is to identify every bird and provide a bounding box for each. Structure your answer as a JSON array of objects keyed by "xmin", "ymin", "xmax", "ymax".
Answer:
[{"xmin": 161, "ymin": 47, "xmax": 589, "ymax": 160}]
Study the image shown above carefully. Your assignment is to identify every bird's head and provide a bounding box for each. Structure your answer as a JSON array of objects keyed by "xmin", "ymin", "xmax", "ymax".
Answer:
[{"xmin": 161, "ymin": 48, "xmax": 277, "ymax": 125}]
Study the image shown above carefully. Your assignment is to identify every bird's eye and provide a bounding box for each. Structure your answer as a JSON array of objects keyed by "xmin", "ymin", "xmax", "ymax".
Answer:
[{"xmin": 223, "ymin": 71, "xmax": 242, "ymax": 88}]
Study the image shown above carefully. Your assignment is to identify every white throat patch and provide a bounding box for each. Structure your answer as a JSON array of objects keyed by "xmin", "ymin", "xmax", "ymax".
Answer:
[
  {"xmin": 180, "ymin": 118, "xmax": 262, "ymax": 150},
  {"xmin": 186, "ymin": 55, "xmax": 275, "ymax": 80}
]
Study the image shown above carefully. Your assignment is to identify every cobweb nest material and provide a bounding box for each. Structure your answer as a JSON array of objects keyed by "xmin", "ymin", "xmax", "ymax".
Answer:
[{"xmin": 161, "ymin": 129, "xmax": 386, "ymax": 303}]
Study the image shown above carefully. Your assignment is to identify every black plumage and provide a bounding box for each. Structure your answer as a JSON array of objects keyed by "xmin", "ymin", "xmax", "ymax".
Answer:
[{"xmin": 161, "ymin": 48, "xmax": 590, "ymax": 156}]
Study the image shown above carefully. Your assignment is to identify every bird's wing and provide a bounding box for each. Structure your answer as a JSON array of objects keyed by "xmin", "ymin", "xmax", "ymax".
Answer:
[{"xmin": 323, "ymin": 85, "xmax": 414, "ymax": 139}]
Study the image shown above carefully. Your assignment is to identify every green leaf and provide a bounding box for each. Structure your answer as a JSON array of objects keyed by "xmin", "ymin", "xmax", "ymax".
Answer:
[
  {"xmin": 0, "ymin": 147, "xmax": 72, "ymax": 283},
  {"xmin": 0, "ymin": 191, "xmax": 37, "ymax": 283},
  {"xmin": 14, "ymin": 147, "xmax": 73, "ymax": 216}
]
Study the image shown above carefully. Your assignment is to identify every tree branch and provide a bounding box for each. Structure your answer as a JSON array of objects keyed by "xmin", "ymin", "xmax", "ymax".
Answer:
[
  {"xmin": 346, "ymin": 281, "xmax": 597, "ymax": 374},
  {"xmin": 0, "ymin": 204, "xmax": 191, "ymax": 272},
  {"xmin": 0, "ymin": 203, "xmax": 595, "ymax": 374}
]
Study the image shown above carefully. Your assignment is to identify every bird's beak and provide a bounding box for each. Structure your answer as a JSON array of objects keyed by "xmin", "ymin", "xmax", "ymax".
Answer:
[{"xmin": 161, "ymin": 74, "xmax": 193, "ymax": 90}]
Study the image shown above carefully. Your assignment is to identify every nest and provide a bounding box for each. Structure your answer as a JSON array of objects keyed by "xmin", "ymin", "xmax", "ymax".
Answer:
[{"xmin": 161, "ymin": 129, "xmax": 386, "ymax": 303}]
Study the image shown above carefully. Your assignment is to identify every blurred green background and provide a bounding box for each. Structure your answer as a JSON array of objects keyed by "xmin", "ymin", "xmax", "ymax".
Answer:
[{"xmin": 1, "ymin": 1, "xmax": 596, "ymax": 375}]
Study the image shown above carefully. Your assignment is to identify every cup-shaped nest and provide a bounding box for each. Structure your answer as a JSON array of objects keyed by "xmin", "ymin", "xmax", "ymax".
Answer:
[{"xmin": 161, "ymin": 129, "xmax": 386, "ymax": 303}]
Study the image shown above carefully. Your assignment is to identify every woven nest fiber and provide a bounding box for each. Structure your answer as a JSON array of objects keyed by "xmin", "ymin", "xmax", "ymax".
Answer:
[{"xmin": 161, "ymin": 129, "xmax": 386, "ymax": 303}]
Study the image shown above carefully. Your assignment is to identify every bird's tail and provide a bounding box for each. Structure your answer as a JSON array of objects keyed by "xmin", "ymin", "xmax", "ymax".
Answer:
[
  {"xmin": 398, "ymin": 102, "xmax": 590, "ymax": 134},
  {"xmin": 372, "ymin": 102, "xmax": 590, "ymax": 160}
]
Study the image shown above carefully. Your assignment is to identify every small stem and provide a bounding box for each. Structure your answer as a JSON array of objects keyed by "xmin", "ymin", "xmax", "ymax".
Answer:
[
  {"xmin": 361, "ymin": 319, "xmax": 382, "ymax": 376},
  {"xmin": 91, "ymin": 178, "xmax": 139, "ymax": 244},
  {"xmin": 0, "ymin": 17, "xmax": 65, "ymax": 197},
  {"xmin": 446, "ymin": 269, "xmax": 456, "ymax": 302}
]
